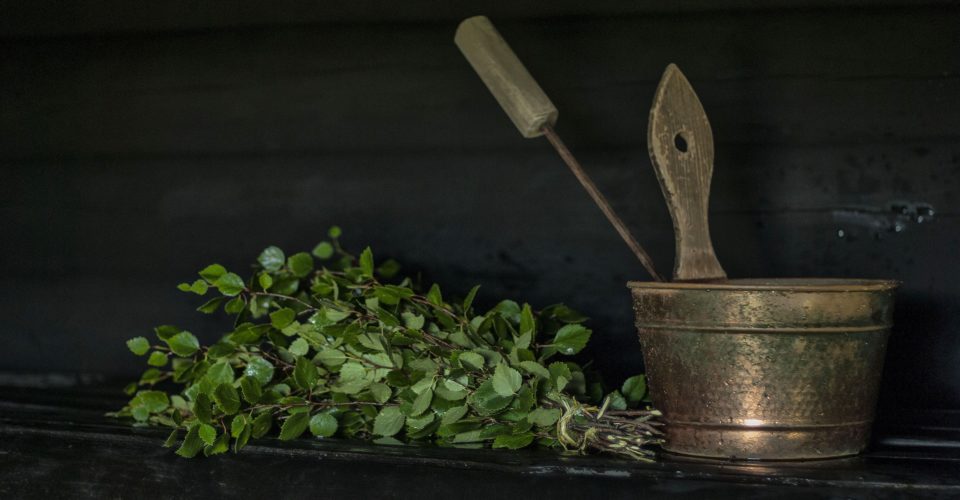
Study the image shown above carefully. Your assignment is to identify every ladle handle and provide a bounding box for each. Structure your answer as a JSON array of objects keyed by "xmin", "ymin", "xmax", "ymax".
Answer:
[{"xmin": 647, "ymin": 64, "xmax": 727, "ymax": 281}]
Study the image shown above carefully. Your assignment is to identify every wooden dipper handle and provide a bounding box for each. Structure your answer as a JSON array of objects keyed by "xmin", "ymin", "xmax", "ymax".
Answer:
[
  {"xmin": 455, "ymin": 16, "xmax": 663, "ymax": 281},
  {"xmin": 454, "ymin": 16, "xmax": 558, "ymax": 138},
  {"xmin": 648, "ymin": 64, "xmax": 727, "ymax": 281}
]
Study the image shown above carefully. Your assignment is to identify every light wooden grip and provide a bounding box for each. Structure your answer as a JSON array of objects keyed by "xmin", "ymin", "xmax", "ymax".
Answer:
[{"xmin": 454, "ymin": 15, "xmax": 558, "ymax": 138}]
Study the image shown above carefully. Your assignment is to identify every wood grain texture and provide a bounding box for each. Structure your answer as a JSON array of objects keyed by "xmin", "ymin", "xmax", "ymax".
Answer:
[
  {"xmin": 455, "ymin": 16, "xmax": 558, "ymax": 138},
  {"xmin": 648, "ymin": 64, "xmax": 727, "ymax": 281},
  {"xmin": 1, "ymin": 5, "xmax": 959, "ymax": 411},
  {"xmin": 2, "ymin": 384, "xmax": 959, "ymax": 499},
  {"xmin": 2, "ymin": 9, "xmax": 958, "ymax": 161},
  {"xmin": 3, "ymin": 1, "xmax": 953, "ymax": 38}
]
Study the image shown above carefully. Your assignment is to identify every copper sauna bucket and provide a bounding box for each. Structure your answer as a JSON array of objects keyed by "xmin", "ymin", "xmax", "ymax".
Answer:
[{"xmin": 628, "ymin": 278, "xmax": 898, "ymax": 460}]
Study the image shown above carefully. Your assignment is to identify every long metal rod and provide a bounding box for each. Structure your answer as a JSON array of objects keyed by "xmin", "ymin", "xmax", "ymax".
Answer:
[{"xmin": 542, "ymin": 124, "xmax": 663, "ymax": 282}]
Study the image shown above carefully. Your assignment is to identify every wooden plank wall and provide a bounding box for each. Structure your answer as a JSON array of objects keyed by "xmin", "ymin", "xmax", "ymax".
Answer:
[{"xmin": 1, "ymin": 2, "xmax": 958, "ymax": 409}]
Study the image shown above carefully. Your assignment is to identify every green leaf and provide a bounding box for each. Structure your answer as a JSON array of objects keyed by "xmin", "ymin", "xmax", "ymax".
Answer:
[
  {"xmin": 492, "ymin": 364, "xmax": 522, "ymax": 397},
  {"xmin": 519, "ymin": 361, "xmax": 550, "ymax": 379},
  {"xmin": 541, "ymin": 304, "xmax": 589, "ymax": 324},
  {"xmin": 410, "ymin": 389, "xmax": 433, "ymax": 417},
  {"xmin": 325, "ymin": 308, "xmax": 351, "ymax": 322},
  {"xmin": 126, "ymin": 337, "xmax": 150, "ymax": 356},
  {"xmin": 239, "ymin": 377, "xmax": 262, "ymax": 404},
  {"xmin": 288, "ymin": 337, "xmax": 309, "ymax": 357},
  {"xmin": 458, "ymin": 352, "xmax": 485, "ymax": 371},
  {"xmin": 199, "ymin": 264, "xmax": 227, "ymax": 283},
  {"xmin": 205, "ymin": 360, "xmax": 235, "ymax": 385},
  {"xmin": 439, "ymin": 380, "xmax": 468, "ymax": 399},
  {"xmin": 176, "ymin": 425, "xmax": 204, "ymax": 458},
  {"xmin": 162, "ymin": 429, "xmax": 179, "ymax": 448},
  {"xmin": 315, "ymin": 348, "xmax": 346, "ymax": 367},
  {"xmin": 492, "ymin": 432, "xmax": 535, "ymax": 450},
  {"xmin": 406, "ymin": 412, "xmax": 435, "ymax": 431},
  {"xmin": 287, "ymin": 252, "xmax": 314, "ymax": 278},
  {"xmin": 358, "ymin": 247, "xmax": 374, "ymax": 277},
  {"xmin": 401, "ymin": 312, "xmax": 425, "ymax": 330},
  {"xmin": 131, "ymin": 405, "xmax": 150, "ymax": 422},
  {"xmin": 548, "ymin": 362, "xmax": 572, "ymax": 392},
  {"xmin": 147, "ymin": 351, "xmax": 168, "ymax": 367},
  {"xmin": 293, "ymin": 356, "xmax": 319, "ymax": 389},
  {"xmin": 374, "ymin": 287, "xmax": 403, "ymax": 305},
  {"xmin": 519, "ymin": 303, "xmax": 535, "ymax": 336},
  {"xmin": 426, "ymin": 284, "xmax": 443, "ymax": 306},
  {"xmin": 135, "ymin": 390, "xmax": 170, "ymax": 413},
  {"xmin": 171, "ymin": 395, "xmax": 189, "ymax": 411},
  {"xmin": 312, "ymin": 242, "xmax": 334, "ymax": 260},
  {"xmin": 309, "ymin": 413, "xmax": 338, "ymax": 437},
  {"xmin": 257, "ymin": 246, "xmax": 285, "ymax": 272},
  {"xmin": 553, "ymin": 324, "xmax": 591, "ymax": 355},
  {"xmin": 622, "ymin": 374, "xmax": 648, "ymax": 406},
  {"xmin": 178, "ymin": 279, "xmax": 209, "ymax": 295},
  {"xmin": 468, "ymin": 380, "xmax": 513, "ymax": 416},
  {"xmin": 441, "ymin": 405, "xmax": 468, "ymax": 425},
  {"xmin": 213, "ymin": 383, "xmax": 241, "ymax": 415},
  {"xmin": 279, "ymin": 412, "xmax": 310, "ymax": 440},
  {"xmin": 244, "ymin": 357, "xmax": 275, "ymax": 385},
  {"xmin": 225, "ymin": 297, "xmax": 245, "ymax": 314},
  {"xmin": 215, "ymin": 273, "xmax": 245, "ymax": 297},
  {"xmin": 165, "ymin": 331, "xmax": 199, "ymax": 357},
  {"xmin": 250, "ymin": 412, "xmax": 273, "ymax": 438},
  {"xmin": 451, "ymin": 429, "xmax": 484, "ymax": 443},
  {"xmin": 268, "ymin": 307, "xmax": 296, "ymax": 329},
  {"xmin": 373, "ymin": 406, "xmax": 405, "ymax": 437},
  {"xmin": 230, "ymin": 414, "xmax": 249, "ymax": 438},
  {"xmin": 198, "ymin": 423, "xmax": 217, "ymax": 446},
  {"xmin": 527, "ymin": 408, "xmax": 561, "ymax": 427},
  {"xmin": 479, "ymin": 423, "xmax": 511, "ymax": 439},
  {"xmin": 328, "ymin": 226, "xmax": 342, "ymax": 239},
  {"xmin": 492, "ymin": 300, "xmax": 521, "ymax": 321},
  {"xmin": 138, "ymin": 368, "xmax": 164, "ymax": 386},
  {"xmin": 204, "ymin": 431, "xmax": 230, "ymax": 456},
  {"xmin": 258, "ymin": 273, "xmax": 273, "ymax": 291},
  {"xmin": 208, "ymin": 342, "xmax": 237, "ymax": 360},
  {"xmin": 154, "ymin": 325, "xmax": 182, "ymax": 341},
  {"xmin": 463, "ymin": 285, "xmax": 480, "ymax": 312},
  {"xmin": 377, "ymin": 259, "xmax": 401, "ymax": 278},
  {"xmin": 607, "ymin": 390, "xmax": 628, "ymax": 410},
  {"xmin": 196, "ymin": 296, "xmax": 226, "ymax": 314},
  {"xmin": 190, "ymin": 280, "xmax": 209, "ymax": 295},
  {"xmin": 338, "ymin": 362, "xmax": 366, "ymax": 381},
  {"xmin": 369, "ymin": 383, "xmax": 392, "ymax": 404},
  {"xmin": 193, "ymin": 393, "xmax": 213, "ymax": 423}
]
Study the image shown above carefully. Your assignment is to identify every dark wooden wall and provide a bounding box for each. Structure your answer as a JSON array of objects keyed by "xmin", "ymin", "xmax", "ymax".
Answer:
[{"xmin": 1, "ymin": 1, "xmax": 958, "ymax": 410}]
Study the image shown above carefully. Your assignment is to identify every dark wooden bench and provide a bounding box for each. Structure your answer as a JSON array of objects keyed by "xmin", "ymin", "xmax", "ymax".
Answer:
[{"xmin": 3, "ymin": 379, "xmax": 959, "ymax": 499}]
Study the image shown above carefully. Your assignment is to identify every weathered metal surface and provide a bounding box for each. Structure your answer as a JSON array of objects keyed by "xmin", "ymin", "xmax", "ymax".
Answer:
[{"xmin": 628, "ymin": 278, "xmax": 898, "ymax": 460}]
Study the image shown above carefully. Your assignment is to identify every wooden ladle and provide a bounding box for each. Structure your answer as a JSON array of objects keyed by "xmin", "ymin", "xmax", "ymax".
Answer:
[{"xmin": 648, "ymin": 64, "xmax": 727, "ymax": 281}]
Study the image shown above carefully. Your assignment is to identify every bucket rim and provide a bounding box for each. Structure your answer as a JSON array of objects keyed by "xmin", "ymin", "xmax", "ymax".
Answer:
[{"xmin": 627, "ymin": 277, "xmax": 899, "ymax": 292}]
